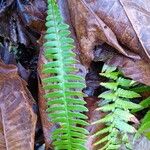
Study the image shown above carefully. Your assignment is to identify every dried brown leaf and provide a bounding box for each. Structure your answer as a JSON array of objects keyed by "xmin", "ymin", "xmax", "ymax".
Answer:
[
  {"xmin": 67, "ymin": 0, "xmax": 150, "ymax": 85},
  {"xmin": 67, "ymin": 0, "xmax": 150, "ymax": 67},
  {"xmin": 85, "ymin": 97, "xmax": 106, "ymax": 150},
  {"xmin": 37, "ymin": 47, "xmax": 54, "ymax": 149},
  {"xmin": 120, "ymin": 0, "xmax": 150, "ymax": 60},
  {"xmin": 0, "ymin": 60, "xmax": 37, "ymax": 150},
  {"xmin": 94, "ymin": 44, "xmax": 150, "ymax": 85}
]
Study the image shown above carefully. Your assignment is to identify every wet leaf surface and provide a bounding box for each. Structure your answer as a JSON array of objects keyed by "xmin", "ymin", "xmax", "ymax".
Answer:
[{"xmin": 0, "ymin": 0, "xmax": 46, "ymax": 46}]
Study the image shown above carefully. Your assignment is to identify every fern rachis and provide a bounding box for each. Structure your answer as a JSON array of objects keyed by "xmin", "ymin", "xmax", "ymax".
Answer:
[{"xmin": 42, "ymin": 0, "xmax": 89, "ymax": 149}]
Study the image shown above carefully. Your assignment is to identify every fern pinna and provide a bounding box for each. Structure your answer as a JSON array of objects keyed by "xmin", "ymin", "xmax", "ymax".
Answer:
[
  {"xmin": 92, "ymin": 64, "xmax": 142, "ymax": 150},
  {"xmin": 42, "ymin": 0, "xmax": 89, "ymax": 149},
  {"xmin": 132, "ymin": 89, "xmax": 150, "ymax": 140}
]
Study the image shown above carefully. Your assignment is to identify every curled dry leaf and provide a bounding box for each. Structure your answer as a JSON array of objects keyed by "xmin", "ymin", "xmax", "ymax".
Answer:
[
  {"xmin": 94, "ymin": 44, "xmax": 150, "ymax": 86},
  {"xmin": 67, "ymin": 0, "xmax": 150, "ymax": 67},
  {"xmin": 0, "ymin": 60, "xmax": 37, "ymax": 150},
  {"xmin": 67, "ymin": 0, "xmax": 150, "ymax": 85}
]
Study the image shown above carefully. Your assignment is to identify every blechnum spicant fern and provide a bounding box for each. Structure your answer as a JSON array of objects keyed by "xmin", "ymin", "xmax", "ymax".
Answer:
[
  {"xmin": 42, "ymin": 0, "xmax": 89, "ymax": 149},
  {"xmin": 92, "ymin": 64, "xmax": 143, "ymax": 150}
]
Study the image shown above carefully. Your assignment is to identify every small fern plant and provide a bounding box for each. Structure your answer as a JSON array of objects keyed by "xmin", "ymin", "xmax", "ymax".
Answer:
[
  {"xmin": 92, "ymin": 64, "xmax": 142, "ymax": 150},
  {"xmin": 42, "ymin": 0, "xmax": 89, "ymax": 149}
]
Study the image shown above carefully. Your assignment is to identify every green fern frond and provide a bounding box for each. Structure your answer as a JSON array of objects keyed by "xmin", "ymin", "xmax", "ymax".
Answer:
[
  {"xmin": 116, "ymin": 88, "xmax": 141, "ymax": 99},
  {"xmin": 93, "ymin": 64, "xmax": 141, "ymax": 150},
  {"xmin": 42, "ymin": 0, "xmax": 88, "ymax": 149},
  {"xmin": 137, "ymin": 111, "xmax": 150, "ymax": 140},
  {"xmin": 117, "ymin": 77, "xmax": 135, "ymax": 87},
  {"xmin": 115, "ymin": 99, "xmax": 142, "ymax": 110},
  {"xmin": 133, "ymin": 96, "xmax": 150, "ymax": 113},
  {"xmin": 134, "ymin": 96, "xmax": 150, "ymax": 140},
  {"xmin": 131, "ymin": 85, "xmax": 150, "ymax": 93},
  {"xmin": 139, "ymin": 97, "xmax": 150, "ymax": 109},
  {"xmin": 131, "ymin": 86, "xmax": 150, "ymax": 139},
  {"xmin": 100, "ymin": 72, "xmax": 120, "ymax": 80}
]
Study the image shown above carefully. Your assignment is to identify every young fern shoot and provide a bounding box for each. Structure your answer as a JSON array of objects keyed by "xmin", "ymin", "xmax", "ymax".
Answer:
[
  {"xmin": 42, "ymin": 0, "xmax": 89, "ymax": 149},
  {"xmin": 92, "ymin": 64, "xmax": 142, "ymax": 150}
]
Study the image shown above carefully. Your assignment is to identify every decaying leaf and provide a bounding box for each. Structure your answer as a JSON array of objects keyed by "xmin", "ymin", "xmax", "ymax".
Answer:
[
  {"xmin": 37, "ymin": 47, "xmax": 54, "ymax": 149},
  {"xmin": 0, "ymin": 41, "xmax": 16, "ymax": 65},
  {"xmin": 68, "ymin": 0, "xmax": 144, "ymax": 66},
  {"xmin": 0, "ymin": 0, "xmax": 46, "ymax": 46},
  {"xmin": 0, "ymin": 60, "xmax": 37, "ymax": 150},
  {"xmin": 85, "ymin": 97, "xmax": 106, "ymax": 150},
  {"xmin": 119, "ymin": 0, "xmax": 150, "ymax": 60},
  {"xmin": 67, "ymin": 0, "xmax": 150, "ymax": 85},
  {"xmin": 94, "ymin": 44, "xmax": 150, "ymax": 86}
]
